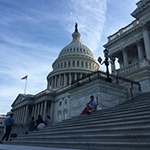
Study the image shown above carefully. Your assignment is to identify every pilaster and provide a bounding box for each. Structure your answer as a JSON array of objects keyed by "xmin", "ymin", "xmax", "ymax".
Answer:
[
  {"xmin": 122, "ymin": 49, "xmax": 128, "ymax": 66},
  {"xmin": 136, "ymin": 41, "xmax": 144, "ymax": 59},
  {"xmin": 142, "ymin": 24, "xmax": 150, "ymax": 60}
]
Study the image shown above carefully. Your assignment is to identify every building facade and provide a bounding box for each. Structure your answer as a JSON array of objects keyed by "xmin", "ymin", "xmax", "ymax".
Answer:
[
  {"xmin": 104, "ymin": 0, "xmax": 150, "ymax": 92},
  {"xmin": 11, "ymin": 0, "xmax": 148, "ymax": 126}
]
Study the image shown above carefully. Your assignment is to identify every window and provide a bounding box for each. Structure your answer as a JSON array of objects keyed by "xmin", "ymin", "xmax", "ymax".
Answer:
[
  {"xmin": 89, "ymin": 63, "xmax": 91, "ymax": 69},
  {"xmin": 70, "ymin": 48, "xmax": 72, "ymax": 51},
  {"xmin": 81, "ymin": 61, "xmax": 84, "ymax": 67},
  {"xmin": 73, "ymin": 61, "xmax": 75, "ymax": 67},
  {"xmin": 64, "ymin": 62, "xmax": 66, "ymax": 67},
  {"xmin": 65, "ymin": 100, "xmax": 67, "ymax": 104},
  {"xmin": 86, "ymin": 62, "xmax": 88, "ymax": 68},
  {"xmin": 58, "ymin": 63, "xmax": 59, "ymax": 69},
  {"xmin": 67, "ymin": 49, "xmax": 69, "ymax": 51},
  {"xmin": 74, "ymin": 48, "xmax": 75, "ymax": 51},
  {"xmin": 59, "ymin": 101, "xmax": 62, "ymax": 106},
  {"xmin": 77, "ymin": 61, "xmax": 79, "ymax": 67},
  {"xmin": 68, "ymin": 61, "xmax": 70, "ymax": 67},
  {"xmin": 80, "ymin": 48, "xmax": 82, "ymax": 51}
]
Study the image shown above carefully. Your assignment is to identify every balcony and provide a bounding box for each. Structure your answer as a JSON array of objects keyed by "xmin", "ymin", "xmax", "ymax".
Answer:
[{"xmin": 116, "ymin": 59, "xmax": 150, "ymax": 76}]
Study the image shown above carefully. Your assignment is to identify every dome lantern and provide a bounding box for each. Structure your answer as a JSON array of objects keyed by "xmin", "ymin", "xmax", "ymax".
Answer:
[{"xmin": 72, "ymin": 23, "xmax": 81, "ymax": 43}]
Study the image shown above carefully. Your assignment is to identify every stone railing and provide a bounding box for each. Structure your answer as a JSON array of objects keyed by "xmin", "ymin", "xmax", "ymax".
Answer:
[
  {"xmin": 108, "ymin": 20, "xmax": 139, "ymax": 41},
  {"xmin": 116, "ymin": 59, "xmax": 150, "ymax": 76}
]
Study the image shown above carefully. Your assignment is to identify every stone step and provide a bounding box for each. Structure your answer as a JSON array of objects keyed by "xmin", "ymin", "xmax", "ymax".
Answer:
[
  {"xmin": 68, "ymin": 101, "xmax": 150, "ymax": 122},
  {"xmin": 117, "ymin": 98, "xmax": 150, "ymax": 106},
  {"xmin": 11, "ymin": 133, "xmax": 150, "ymax": 143},
  {"xmin": 115, "ymin": 99, "xmax": 150, "ymax": 107},
  {"xmin": 38, "ymin": 112, "xmax": 150, "ymax": 133},
  {"xmin": 5, "ymin": 140, "xmax": 150, "ymax": 150},
  {"xmin": 55, "ymin": 107, "xmax": 150, "ymax": 126},
  {"xmin": 18, "ymin": 123, "xmax": 150, "ymax": 138}
]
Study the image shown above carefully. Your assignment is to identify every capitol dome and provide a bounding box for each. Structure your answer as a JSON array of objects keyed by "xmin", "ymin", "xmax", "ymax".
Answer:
[{"xmin": 47, "ymin": 23, "xmax": 99, "ymax": 90}]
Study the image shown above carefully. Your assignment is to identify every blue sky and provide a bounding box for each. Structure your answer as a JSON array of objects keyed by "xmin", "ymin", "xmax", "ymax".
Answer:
[{"xmin": 0, "ymin": 0, "xmax": 138, "ymax": 114}]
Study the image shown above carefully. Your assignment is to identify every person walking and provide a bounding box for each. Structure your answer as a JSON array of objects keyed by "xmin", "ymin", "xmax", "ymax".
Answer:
[{"xmin": 1, "ymin": 114, "xmax": 15, "ymax": 141}]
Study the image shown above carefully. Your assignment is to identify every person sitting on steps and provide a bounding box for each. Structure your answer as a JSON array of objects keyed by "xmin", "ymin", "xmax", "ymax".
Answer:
[{"xmin": 86, "ymin": 95, "xmax": 98, "ymax": 115}]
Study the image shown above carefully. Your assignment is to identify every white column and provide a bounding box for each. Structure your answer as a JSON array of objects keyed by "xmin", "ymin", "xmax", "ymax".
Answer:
[
  {"xmin": 34, "ymin": 104, "xmax": 37, "ymax": 118},
  {"xmin": 43, "ymin": 101, "xmax": 47, "ymax": 120},
  {"xmin": 54, "ymin": 76, "xmax": 57, "ymax": 88},
  {"xmin": 15, "ymin": 109, "xmax": 17, "ymax": 123},
  {"xmin": 24, "ymin": 105, "xmax": 28, "ymax": 125},
  {"xmin": 51, "ymin": 77, "xmax": 54, "ymax": 89},
  {"xmin": 69, "ymin": 73, "xmax": 72, "ymax": 84},
  {"xmin": 75, "ymin": 73, "xmax": 77, "ymax": 81},
  {"xmin": 18, "ymin": 108, "xmax": 21, "ymax": 124},
  {"xmin": 20, "ymin": 107, "xmax": 24, "ymax": 125},
  {"xmin": 122, "ymin": 49, "xmax": 128, "ymax": 66},
  {"xmin": 31, "ymin": 106, "xmax": 34, "ymax": 117},
  {"xmin": 50, "ymin": 102, "xmax": 54, "ymax": 122},
  {"xmin": 111, "ymin": 63, "xmax": 115, "ymax": 73},
  {"xmin": 80, "ymin": 73, "xmax": 82, "ymax": 79},
  {"xmin": 137, "ymin": 41, "xmax": 144, "ymax": 59},
  {"xmin": 37, "ymin": 103, "xmax": 40, "ymax": 116},
  {"xmin": 22, "ymin": 106, "xmax": 26, "ymax": 125},
  {"xmin": 64, "ymin": 74, "xmax": 67, "ymax": 86},
  {"xmin": 58, "ymin": 74, "xmax": 61, "ymax": 87},
  {"xmin": 40, "ymin": 102, "xmax": 44, "ymax": 117},
  {"xmin": 142, "ymin": 25, "xmax": 150, "ymax": 60},
  {"xmin": 16, "ymin": 109, "xmax": 19, "ymax": 124}
]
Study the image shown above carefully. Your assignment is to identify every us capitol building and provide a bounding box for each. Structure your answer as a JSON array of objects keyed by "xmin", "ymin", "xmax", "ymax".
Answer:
[{"xmin": 11, "ymin": 0, "xmax": 150, "ymax": 126}]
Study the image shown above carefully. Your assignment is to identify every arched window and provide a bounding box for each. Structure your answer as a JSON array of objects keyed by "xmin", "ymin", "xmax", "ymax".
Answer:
[{"xmin": 63, "ymin": 109, "xmax": 68, "ymax": 120}]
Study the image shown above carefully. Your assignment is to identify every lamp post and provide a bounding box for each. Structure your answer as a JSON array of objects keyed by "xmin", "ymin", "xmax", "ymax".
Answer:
[{"xmin": 98, "ymin": 49, "xmax": 116, "ymax": 82}]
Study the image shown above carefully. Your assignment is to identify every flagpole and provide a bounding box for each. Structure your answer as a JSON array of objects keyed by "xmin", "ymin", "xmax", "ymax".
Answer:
[{"xmin": 24, "ymin": 77, "xmax": 28, "ymax": 94}]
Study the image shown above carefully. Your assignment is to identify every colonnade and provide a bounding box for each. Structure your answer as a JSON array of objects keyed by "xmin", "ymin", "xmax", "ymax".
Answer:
[
  {"xmin": 31, "ymin": 101, "xmax": 47, "ymax": 120},
  {"xmin": 49, "ymin": 73, "xmax": 86, "ymax": 89},
  {"xmin": 13, "ymin": 105, "xmax": 29, "ymax": 125},
  {"xmin": 111, "ymin": 24, "xmax": 150, "ymax": 72},
  {"xmin": 12, "ymin": 101, "xmax": 49, "ymax": 125}
]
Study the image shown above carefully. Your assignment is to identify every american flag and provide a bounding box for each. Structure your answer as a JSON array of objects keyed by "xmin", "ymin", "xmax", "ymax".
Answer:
[{"xmin": 21, "ymin": 75, "xmax": 28, "ymax": 80}]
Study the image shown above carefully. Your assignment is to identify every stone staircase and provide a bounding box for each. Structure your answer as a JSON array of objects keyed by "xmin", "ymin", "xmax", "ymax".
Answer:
[{"xmin": 4, "ymin": 92, "xmax": 150, "ymax": 150}]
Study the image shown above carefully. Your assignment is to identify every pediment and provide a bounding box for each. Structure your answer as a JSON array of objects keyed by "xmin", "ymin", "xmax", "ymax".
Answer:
[{"xmin": 11, "ymin": 94, "xmax": 27, "ymax": 107}]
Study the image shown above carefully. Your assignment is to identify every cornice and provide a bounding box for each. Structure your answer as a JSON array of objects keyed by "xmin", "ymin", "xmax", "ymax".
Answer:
[{"xmin": 104, "ymin": 24, "xmax": 141, "ymax": 48}]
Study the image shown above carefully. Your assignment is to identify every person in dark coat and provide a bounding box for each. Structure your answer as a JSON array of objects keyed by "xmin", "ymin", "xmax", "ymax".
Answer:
[
  {"xmin": 2, "ymin": 114, "xmax": 15, "ymax": 141},
  {"xmin": 35, "ymin": 115, "xmax": 44, "ymax": 130},
  {"xmin": 28, "ymin": 117, "xmax": 35, "ymax": 131}
]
